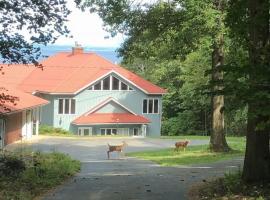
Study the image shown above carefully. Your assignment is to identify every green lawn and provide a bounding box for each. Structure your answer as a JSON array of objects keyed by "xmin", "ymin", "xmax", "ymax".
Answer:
[
  {"xmin": 0, "ymin": 151, "xmax": 80, "ymax": 199},
  {"xmin": 127, "ymin": 137, "xmax": 245, "ymax": 166}
]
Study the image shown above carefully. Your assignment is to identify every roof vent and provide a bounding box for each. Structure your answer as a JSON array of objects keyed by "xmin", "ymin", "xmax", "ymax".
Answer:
[{"xmin": 72, "ymin": 42, "xmax": 84, "ymax": 55}]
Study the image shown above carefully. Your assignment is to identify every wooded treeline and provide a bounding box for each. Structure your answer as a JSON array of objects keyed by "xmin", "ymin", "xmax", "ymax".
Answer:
[
  {"xmin": 80, "ymin": 0, "xmax": 270, "ymax": 181},
  {"xmin": 82, "ymin": 0, "xmax": 251, "ymax": 137}
]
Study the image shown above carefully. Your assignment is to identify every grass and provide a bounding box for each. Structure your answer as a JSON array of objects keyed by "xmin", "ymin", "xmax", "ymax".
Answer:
[
  {"xmin": 127, "ymin": 137, "xmax": 245, "ymax": 166},
  {"xmin": 0, "ymin": 151, "xmax": 80, "ymax": 200},
  {"xmin": 190, "ymin": 171, "xmax": 270, "ymax": 200}
]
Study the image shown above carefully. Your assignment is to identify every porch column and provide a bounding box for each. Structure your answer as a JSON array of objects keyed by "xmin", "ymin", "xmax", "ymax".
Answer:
[{"xmin": 35, "ymin": 108, "xmax": 39, "ymax": 136}]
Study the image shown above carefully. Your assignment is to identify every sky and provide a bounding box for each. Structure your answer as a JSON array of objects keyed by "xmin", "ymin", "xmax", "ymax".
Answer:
[{"xmin": 54, "ymin": 0, "xmax": 125, "ymax": 47}]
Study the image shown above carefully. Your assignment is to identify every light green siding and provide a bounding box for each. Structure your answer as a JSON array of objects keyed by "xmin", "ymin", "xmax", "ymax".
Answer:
[
  {"xmin": 39, "ymin": 94, "xmax": 54, "ymax": 126},
  {"xmin": 40, "ymin": 72, "xmax": 163, "ymax": 136},
  {"xmin": 95, "ymin": 101, "xmax": 128, "ymax": 113}
]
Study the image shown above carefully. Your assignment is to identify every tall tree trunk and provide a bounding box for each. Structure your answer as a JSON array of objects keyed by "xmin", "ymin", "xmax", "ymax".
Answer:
[
  {"xmin": 242, "ymin": 0, "xmax": 270, "ymax": 182},
  {"xmin": 209, "ymin": 0, "xmax": 230, "ymax": 152}
]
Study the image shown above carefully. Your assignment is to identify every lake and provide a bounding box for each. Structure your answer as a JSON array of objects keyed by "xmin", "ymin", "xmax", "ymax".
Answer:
[{"xmin": 39, "ymin": 45, "xmax": 121, "ymax": 64}]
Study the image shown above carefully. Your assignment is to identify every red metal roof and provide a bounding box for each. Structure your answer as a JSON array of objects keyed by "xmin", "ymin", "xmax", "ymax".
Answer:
[
  {"xmin": 16, "ymin": 52, "xmax": 166, "ymax": 94},
  {"xmin": 72, "ymin": 113, "xmax": 150, "ymax": 125},
  {"xmin": 0, "ymin": 64, "xmax": 35, "ymax": 89},
  {"xmin": 0, "ymin": 87, "xmax": 48, "ymax": 114}
]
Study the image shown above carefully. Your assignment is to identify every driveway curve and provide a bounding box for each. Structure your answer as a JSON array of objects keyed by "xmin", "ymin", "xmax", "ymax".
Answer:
[{"xmin": 8, "ymin": 136, "xmax": 242, "ymax": 200}]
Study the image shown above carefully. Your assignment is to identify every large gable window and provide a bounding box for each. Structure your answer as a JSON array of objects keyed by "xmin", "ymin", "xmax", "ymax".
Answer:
[
  {"xmin": 143, "ymin": 99, "xmax": 159, "ymax": 114},
  {"xmin": 58, "ymin": 98, "xmax": 76, "ymax": 114},
  {"xmin": 89, "ymin": 75, "xmax": 134, "ymax": 91},
  {"xmin": 103, "ymin": 76, "xmax": 110, "ymax": 90},
  {"xmin": 112, "ymin": 77, "xmax": 120, "ymax": 90},
  {"xmin": 94, "ymin": 82, "xmax": 101, "ymax": 90},
  {"xmin": 121, "ymin": 82, "xmax": 128, "ymax": 90}
]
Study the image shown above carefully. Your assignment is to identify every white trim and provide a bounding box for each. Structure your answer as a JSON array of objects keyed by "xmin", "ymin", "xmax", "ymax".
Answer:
[{"xmin": 85, "ymin": 98, "xmax": 137, "ymax": 115}]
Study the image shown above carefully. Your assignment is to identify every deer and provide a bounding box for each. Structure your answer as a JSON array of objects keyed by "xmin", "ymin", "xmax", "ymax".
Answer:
[
  {"xmin": 107, "ymin": 141, "xmax": 128, "ymax": 159},
  {"xmin": 174, "ymin": 140, "xmax": 190, "ymax": 152}
]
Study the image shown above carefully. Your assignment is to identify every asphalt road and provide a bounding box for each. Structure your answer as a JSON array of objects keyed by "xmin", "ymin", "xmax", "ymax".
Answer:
[{"xmin": 8, "ymin": 136, "xmax": 243, "ymax": 200}]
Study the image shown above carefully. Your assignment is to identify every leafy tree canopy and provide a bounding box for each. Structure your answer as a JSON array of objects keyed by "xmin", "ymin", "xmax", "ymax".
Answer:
[{"xmin": 0, "ymin": 0, "xmax": 71, "ymax": 65}]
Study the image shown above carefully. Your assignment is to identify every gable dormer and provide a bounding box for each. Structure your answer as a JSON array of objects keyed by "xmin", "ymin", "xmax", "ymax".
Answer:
[
  {"xmin": 93, "ymin": 101, "xmax": 129, "ymax": 114},
  {"xmin": 85, "ymin": 98, "xmax": 136, "ymax": 115}
]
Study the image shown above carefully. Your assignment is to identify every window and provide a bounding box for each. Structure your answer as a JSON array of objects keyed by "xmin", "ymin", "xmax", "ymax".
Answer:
[
  {"xmin": 148, "ymin": 99, "xmax": 153, "ymax": 113},
  {"xmin": 94, "ymin": 82, "xmax": 101, "ymax": 90},
  {"xmin": 112, "ymin": 129, "xmax": 117, "ymax": 135},
  {"xmin": 143, "ymin": 99, "xmax": 148, "ymax": 113},
  {"xmin": 101, "ymin": 129, "xmax": 106, "ymax": 135},
  {"xmin": 143, "ymin": 99, "xmax": 159, "ymax": 114},
  {"xmin": 154, "ymin": 99, "xmax": 159, "ymax": 113},
  {"xmin": 100, "ymin": 128, "xmax": 118, "ymax": 136},
  {"xmin": 58, "ymin": 99, "xmax": 63, "ymax": 114},
  {"xmin": 112, "ymin": 77, "xmax": 120, "ymax": 90},
  {"xmin": 103, "ymin": 76, "xmax": 110, "ymax": 90},
  {"xmin": 58, "ymin": 98, "xmax": 76, "ymax": 114},
  {"xmin": 64, "ymin": 99, "xmax": 70, "ymax": 114},
  {"xmin": 90, "ymin": 75, "xmax": 133, "ymax": 91},
  {"xmin": 71, "ymin": 99, "xmax": 76, "ymax": 114},
  {"xmin": 78, "ymin": 127, "xmax": 92, "ymax": 136},
  {"xmin": 121, "ymin": 82, "xmax": 128, "ymax": 90}
]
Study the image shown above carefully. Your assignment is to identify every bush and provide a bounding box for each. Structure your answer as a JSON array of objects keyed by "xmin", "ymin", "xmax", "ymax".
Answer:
[
  {"xmin": 0, "ymin": 154, "xmax": 26, "ymax": 178},
  {"xmin": 195, "ymin": 170, "xmax": 270, "ymax": 200},
  {"xmin": 39, "ymin": 125, "xmax": 71, "ymax": 135},
  {"xmin": 0, "ymin": 151, "xmax": 80, "ymax": 199}
]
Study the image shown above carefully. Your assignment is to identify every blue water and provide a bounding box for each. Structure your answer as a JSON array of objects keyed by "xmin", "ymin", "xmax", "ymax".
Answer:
[{"xmin": 39, "ymin": 45, "xmax": 121, "ymax": 64}]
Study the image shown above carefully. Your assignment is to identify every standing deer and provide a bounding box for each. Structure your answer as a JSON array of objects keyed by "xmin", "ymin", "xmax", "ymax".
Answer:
[
  {"xmin": 107, "ymin": 141, "xmax": 128, "ymax": 159},
  {"xmin": 174, "ymin": 140, "xmax": 190, "ymax": 152}
]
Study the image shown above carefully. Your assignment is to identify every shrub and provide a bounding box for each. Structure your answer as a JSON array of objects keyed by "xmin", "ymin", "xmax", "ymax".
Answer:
[
  {"xmin": 39, "ymin": 125, "xmax": 71, "ymax": 135},
  {"xmin": 0, "ymin": 154, "xmax": 26, "ymax": 178},
  {"xmin": 0, "ymin": 151, "xmax": 80, "ymax": 199}
]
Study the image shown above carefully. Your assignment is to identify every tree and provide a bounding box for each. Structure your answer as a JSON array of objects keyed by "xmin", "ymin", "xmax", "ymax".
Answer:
[
  {"xmin": 0, "ymin": 0, "xmax": 70, "ymax": 111},
  {"xmin": 242, "ymin": 0, "xmax": 270, "ymax": 182},
  {"xmin": 0, "ymin": 0, "xmax": 70, "ymax": 65},
  {"xmin": 209, "ymin": 0, "xmax": 230, "ymax": 152},
  {"xmin": 226, "ymin": 0, "xmax": 270, "ymax": 183}
]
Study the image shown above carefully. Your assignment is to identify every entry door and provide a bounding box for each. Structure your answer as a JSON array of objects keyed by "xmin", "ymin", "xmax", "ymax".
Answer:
[
  {"xmin": 133, "ymin": 128, "xmax": 139, "ymax": 136},
  {"xmin": 0, "ymin": 119, "xmax": 5, "ymax": 149},
  {"xmin": 22, "ymin": 110, "xmax": 33, "ymax": 139}
]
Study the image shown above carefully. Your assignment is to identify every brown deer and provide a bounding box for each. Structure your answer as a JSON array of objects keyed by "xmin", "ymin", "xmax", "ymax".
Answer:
[
  {"xmin": 174, "ymin": 140, "xmax": 190, "ymax": 152},
  {"xmin": 107, "ymin": 141, "xmax": 128, "ymax": 159}
]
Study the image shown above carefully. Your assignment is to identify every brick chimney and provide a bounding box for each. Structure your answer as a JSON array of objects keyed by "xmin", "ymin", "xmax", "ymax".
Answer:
[{"xmin": 72, "ymin": 42, "xmax": 84, "ymax": 55}]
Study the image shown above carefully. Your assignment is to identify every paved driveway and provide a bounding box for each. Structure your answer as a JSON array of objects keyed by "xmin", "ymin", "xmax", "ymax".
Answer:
[{"xmin": 8, "ymin": 136, "xmax": 243, "ymax": 200}]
